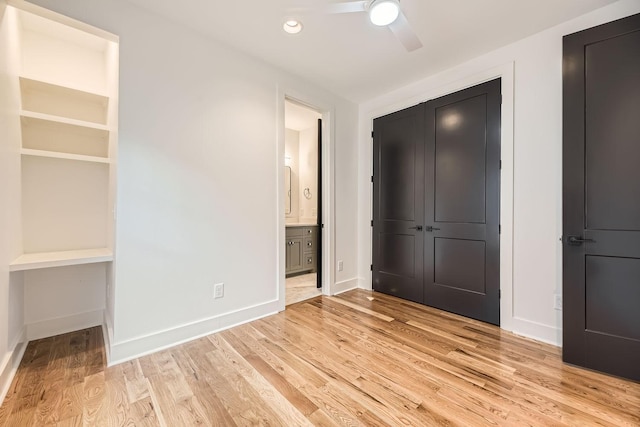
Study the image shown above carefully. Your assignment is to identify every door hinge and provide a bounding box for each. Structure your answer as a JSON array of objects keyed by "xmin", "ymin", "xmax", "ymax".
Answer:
[
  {"xmin": 371, "ymin": 131, "xmax": 374, "ymax": 139},
  {"xmin": 370, "ymin": 264, "xmax": 373, "ymax": 271},
  {"xmin": 371, "ymin": 176, "xmax": 374, "ymax": 183},
  {"xmin": 499, "ymin": 160, "xmax": 502, "ymax": 170},
  {"xmin": 371, "ymin": 220, "xmax": 374, "ymax": 227},
  {"xmin": 499, "ymin": 224, "xmax": 501, "ymax": 234},
  {"xmin": 500, "ymin": 94, "xmax": 503, "ymax": 104}
]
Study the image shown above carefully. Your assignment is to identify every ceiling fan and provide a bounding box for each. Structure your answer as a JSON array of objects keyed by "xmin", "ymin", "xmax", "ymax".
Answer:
[{"xmin": 323, "ymin": 0, "xmax": 422, "ymax": 52}]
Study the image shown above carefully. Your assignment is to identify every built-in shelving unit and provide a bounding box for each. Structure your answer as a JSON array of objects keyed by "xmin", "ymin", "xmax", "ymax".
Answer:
[{"xmin": 8, "ymin": 2, "xmax": 119, "ymax": 271}]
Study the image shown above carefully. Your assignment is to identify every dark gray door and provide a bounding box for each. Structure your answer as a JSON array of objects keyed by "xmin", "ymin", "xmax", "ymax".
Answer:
[
  {"xmin": 563, "ymin": 13, "xmax": 640, "ymax": 381},
  {"xmin": 372, "ymin": 80, "xmax": 501, "ymax": 324},
  {"xmin": 423, "ymin": 79, "xmax": 501, "ymax": 325},
  {"xmin": 372, "ymin": 104, "xmax": 425, "ymax": 303}
]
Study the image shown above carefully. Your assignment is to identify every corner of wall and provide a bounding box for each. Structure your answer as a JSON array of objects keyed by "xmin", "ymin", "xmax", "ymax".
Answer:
[{"xmin": 102, "ymin": 309, "xmax": 113, "ymax": 366}]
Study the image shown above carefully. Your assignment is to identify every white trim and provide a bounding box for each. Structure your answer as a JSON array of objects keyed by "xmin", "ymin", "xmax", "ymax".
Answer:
[
  {"xmin": 102, "ymin": 310, "xmax": 114, "ymax": 366},
  {"xmin": 332, "ymin": 278, "xmax": 359, "ymax": 295},
  {"xmin": 277, "ymin": 86, "xmax": 336, "ymax": 312},
  {"xmin": 511, "ymin": 317, "xmax": 562, "ymax": 347},
  {"xmin": 359, "ymin": 62, "xmax": 517, "ymax": 336},
  {"xmin": 0, "ymin": 328, "xmax": 27, "ymax": 404},
  {"xmin": 108, "ymin": 299, "xmax": 280, "ymax": 365},
  {"xmin": 26, "ymin": 309, "xmax": 103, "ymax": 341}
]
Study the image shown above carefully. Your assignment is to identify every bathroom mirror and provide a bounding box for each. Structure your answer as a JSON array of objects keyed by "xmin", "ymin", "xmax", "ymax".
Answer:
[{"xmin": 284, "ymin": 166, "xmax": 291, "ymax": 215}]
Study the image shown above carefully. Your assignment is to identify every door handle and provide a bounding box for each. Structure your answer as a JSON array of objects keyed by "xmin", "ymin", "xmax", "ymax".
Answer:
[
  {"xmin": 566, "ymin": 235, "xmax": 595, "ymax": 246},
  {"xmin": 409, "ymin": 225, "xmax": 423, "ymax": 231},
  {"xmin": 425, "ymin": 226, "xmax": 441, "ymax": 232}
]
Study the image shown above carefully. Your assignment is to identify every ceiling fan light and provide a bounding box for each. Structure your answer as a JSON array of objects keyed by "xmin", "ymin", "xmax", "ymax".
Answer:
[{"xmin": 369, "ymin": 0, "xmax": 400, "ymax": 26}]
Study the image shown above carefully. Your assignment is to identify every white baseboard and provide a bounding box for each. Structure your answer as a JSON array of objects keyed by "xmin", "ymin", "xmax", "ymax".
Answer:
[
  {"xmin": 507, "ymin": 316, "xmax": 562, "ymax": 347},
  {"xmin": 108, "ymin": 299, "xmax": 280, "ymax": 366},
  {"xmin": 332, "ymin": 278, "xmax": 359, "ymax": 295},
  {"xmin": 26, "ymin": 309, "xmax": 104, "ymax": 341},
  {"xmin": 0, "ymin": 328, "xmax": 27, "ymax": 404}
]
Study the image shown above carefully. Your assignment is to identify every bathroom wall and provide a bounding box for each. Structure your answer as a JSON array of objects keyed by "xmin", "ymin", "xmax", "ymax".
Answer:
[
  {"xmin": 284, "ymin": 128, "xmax": 299, "ymax": 223},
  {"xmin": 298, "ymin": 126, "xmax": 318, "ymax": 224},
  {"xmin": 284, "ymin": 124, "xmax": 318, "ymax": 225}
]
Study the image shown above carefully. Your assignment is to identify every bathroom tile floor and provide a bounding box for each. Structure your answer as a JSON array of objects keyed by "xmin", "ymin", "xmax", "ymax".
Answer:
[{"xmin": 285, "ymin": 272, "xmax": 321, "ymax": 306}]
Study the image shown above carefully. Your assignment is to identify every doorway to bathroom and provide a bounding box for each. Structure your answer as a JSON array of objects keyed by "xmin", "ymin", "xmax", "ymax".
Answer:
[{"xmin": 284, "ymin": 99, "xmax": 322, "ymax": 305}]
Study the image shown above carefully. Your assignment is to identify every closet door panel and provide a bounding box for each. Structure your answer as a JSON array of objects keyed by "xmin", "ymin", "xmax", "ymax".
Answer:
[{"xmin": 372, "ymin": 104, "xmax": 425, "ymax": 304}]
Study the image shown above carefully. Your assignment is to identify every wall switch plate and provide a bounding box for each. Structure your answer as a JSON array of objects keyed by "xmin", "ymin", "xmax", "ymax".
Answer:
[
  {"xmin": 554, "ymin": 294, "xmax": 562, "ymax": 311},
  {"xmin": 214, "ymin": 283, "xmax": 224, "ymax": 299},
  {"xmin": 338, "ymin": 260, "xmax": 344, "ymax": 272}
]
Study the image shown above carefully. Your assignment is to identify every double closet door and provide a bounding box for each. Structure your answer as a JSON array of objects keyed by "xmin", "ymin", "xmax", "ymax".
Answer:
[{"xmin": 372, "ymin": 79, "xmax": 501, "ymax": 325}]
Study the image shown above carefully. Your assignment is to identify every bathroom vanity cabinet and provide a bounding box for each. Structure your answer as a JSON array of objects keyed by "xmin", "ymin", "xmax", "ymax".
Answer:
[{"xmin": 285, "ymin": 225, "xmax": 317, "ymax": 276}]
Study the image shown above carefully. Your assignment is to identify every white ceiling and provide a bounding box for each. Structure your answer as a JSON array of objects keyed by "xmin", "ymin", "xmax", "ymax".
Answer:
[{"xmin": 124, "ymin": 0, "xmax": 618, "ymax": 102}]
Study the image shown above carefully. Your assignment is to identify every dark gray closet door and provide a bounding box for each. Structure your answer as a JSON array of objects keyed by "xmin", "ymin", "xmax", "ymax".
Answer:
[
  {"xmin": 372, "ymin": 104, "xmax": 426, "ymax": 303},
  {"xmin": 423, "ymin": 79, "xmax": 501, "ymax": 325}
]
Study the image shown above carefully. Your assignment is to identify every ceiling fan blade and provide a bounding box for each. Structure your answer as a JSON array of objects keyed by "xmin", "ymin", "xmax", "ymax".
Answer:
[
  {"xmin": 324, "ymin": 1, "xmax": 368, "ymax": 14},
  {"xmin": 388, "ymin": 11, "xmax": 423, "ymax": 52}
]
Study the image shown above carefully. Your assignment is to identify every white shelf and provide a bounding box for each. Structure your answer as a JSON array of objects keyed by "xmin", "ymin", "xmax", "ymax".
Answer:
[
  {"xmin": 20, "ymin": 110, "xmax": 110, "ymax": 131},
  {"xmin": 10, "ymin": 248, "xmax": 113, "ymax": 272},
  {"xmin": 21, "ymin": 148, "xmax": 110, "ymax": 164},
  {"xmin": 20, "ymin": 77, "xmax": 109, "ymax": 125}
]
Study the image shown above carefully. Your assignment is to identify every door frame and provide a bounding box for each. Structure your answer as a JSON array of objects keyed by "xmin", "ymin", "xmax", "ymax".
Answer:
[
  {"xmin": 277, "ymin": 88, "xmax": 335, "ymax": 312},
  {"xmin": 360, "ymin": 62, "xmax": 517, "ymax": 334}
]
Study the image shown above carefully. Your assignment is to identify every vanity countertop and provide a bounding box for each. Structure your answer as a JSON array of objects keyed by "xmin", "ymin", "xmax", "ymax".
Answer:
[{"xmin": 286, "ymin": 223, "xmax": 318, "ymax": 228}]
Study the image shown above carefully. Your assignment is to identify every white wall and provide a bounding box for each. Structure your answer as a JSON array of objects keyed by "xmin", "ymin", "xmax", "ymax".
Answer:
[
  {"xmin": 29, "ymin": 0, "xmax": 359, "ymax": 363},
  {"xmin": 0, "ymin": 0, "xmax": 26, "ymax": 401},
  {"xmin": 358, "ymin": 0, "xmax": 640, "ymax": 346}
]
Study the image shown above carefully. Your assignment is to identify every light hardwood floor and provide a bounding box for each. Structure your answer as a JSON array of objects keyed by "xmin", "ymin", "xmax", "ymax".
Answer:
[{"xmin": 1, "ymin": 289, "xmax": 639, "ymax": 426}]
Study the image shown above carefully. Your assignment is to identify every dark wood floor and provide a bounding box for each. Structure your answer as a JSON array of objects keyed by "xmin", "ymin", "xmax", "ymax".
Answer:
[{"xmin": 1, "ymin": 289, "xmax": 639, "ymax": 426}]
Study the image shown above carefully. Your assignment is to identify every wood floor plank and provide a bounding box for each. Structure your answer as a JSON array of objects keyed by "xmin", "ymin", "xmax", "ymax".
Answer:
[
  {"xmin": 1, "ymin": 289, "xmax": 639, "ymax": 426},
  {"xmin": 214, "ymin": 335, "xmax": 314, "ymax": 426},
  {"xmin": 127, "ymin": 396, "xmax": 161, "ymax": 427},
  {"xmin": 170, "ymin": 346, "xmax": 237, "ymax": 426}
]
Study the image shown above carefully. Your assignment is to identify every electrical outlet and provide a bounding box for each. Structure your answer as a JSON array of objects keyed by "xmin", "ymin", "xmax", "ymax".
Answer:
[
  {"xmin": 338, "ymin": 260, "xmax": 344, "ymax": 272},
  {"xmin": 214, "ymin": 283, "xmax": 224, "ymax": 299},
  {"xmin": 554, "ymin": 294, "xmax": 562, "ymax": 311}
]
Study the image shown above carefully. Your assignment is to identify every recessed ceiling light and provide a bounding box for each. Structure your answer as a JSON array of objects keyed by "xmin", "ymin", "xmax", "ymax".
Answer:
[
  {"xmin": 369, "ymin": 0, "xmax": 400, "ymax": 26},
  {"xmin": 283, "ymin": 19, "xmax": 303, "ymax": 34}
]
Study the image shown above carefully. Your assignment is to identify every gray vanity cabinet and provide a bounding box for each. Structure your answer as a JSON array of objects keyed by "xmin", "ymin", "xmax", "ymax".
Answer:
[{"xmin": 286, "ymin": 226, "xmax": 317, "ymax": 276}]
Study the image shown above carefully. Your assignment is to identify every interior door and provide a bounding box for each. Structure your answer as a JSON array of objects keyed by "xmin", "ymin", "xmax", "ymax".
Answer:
[
  {"xmin": 563, "ymin": 13, "xmax": 640, "ymax": 381},
  {"xmin": 423, "ymin": 79, "xmax": 501, "ymax": 325},
  {"xmin": 372, "ymin": 104, "xmax": 425, "ymax": 303}
]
